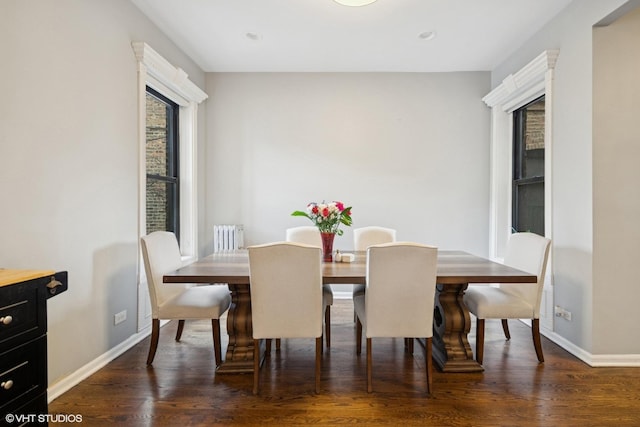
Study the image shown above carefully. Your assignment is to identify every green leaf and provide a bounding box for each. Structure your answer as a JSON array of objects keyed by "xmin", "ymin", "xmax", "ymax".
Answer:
[{"xmin": 340, "ymin": 206, "xmax": 353, "ymax": 227}]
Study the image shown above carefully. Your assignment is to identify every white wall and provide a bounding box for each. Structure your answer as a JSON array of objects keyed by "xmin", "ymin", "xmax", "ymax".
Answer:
[
  {"xmin": 593, "ymin": 7, "xmax": 640, "ymax": 354},
  {"xmin": 491, "ymin": 0, "xmax": 639, "ymax": 355},
  {"xmin": 0, "ymin": 0, "xmax": 206, "ymax": 385},
  {"xmin": 204, "ymin": 72, "xmax": 491, "ymax": 255}
]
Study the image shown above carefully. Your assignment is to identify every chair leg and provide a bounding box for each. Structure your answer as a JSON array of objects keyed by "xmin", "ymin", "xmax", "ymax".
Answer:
[
  {"xmin": 175, "ymin": 319, "xmax": 185, "ymax": 341},
  {"xmin": 212, "ymin": 319, "xmax": 222, "ymax": 367},
  {"xmin": 147, "ymin": 319, "xmax": 160, "ymax": 365},
  {"xmin": 405, "ymin": 338, "xmax": 414, "ymax": 354},
  {"xmin": 325, "ymin": 305, "xmax": 331, "ymax": 348},
  {"xmin": 275, "ymin": 338, "xmax": 281, "ymax": 351},
  {"xmin": 366, "ymin": 338, "xmax": 373, "ymax": 393},
  {"xmin": 532, "ymin": 318, "xmax": 544, "ymax": 363},
  {"xmin": 253, "ymin": 339, "xmax": 260, "ymax": 395},
  {"xmin": 501, "ymin": 319, "xmax": 511, "ymax": 340},
  {"xmin": 425, "ymin": 337, "xmax": 433, "ymax": 395},
  {"xmin": 476, "ymin": 318, "xmax": 485, "ymax": 365},
  {"xmin": 315, "ymin": 337, "xmax": 322, "ymax": 394},
  {"xmin": 356, "ymin": 317, "xmax": 363, "ymax": 355}
]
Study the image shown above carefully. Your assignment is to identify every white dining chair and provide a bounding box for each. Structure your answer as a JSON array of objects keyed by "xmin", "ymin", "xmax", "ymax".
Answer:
[
  {"xmin": 248, "ymin": 242, "xmax": 324, "ymax": 394},
  {"xmin": 354, "ymin": 242, "xmax": 438, "ymax": 394},
  {"xmin": 140, "ymin": 231, "xmax": 231, "ymax": 366},
  {"xmin": 354, "ymin": 226, "xmax": 398, "ymax": 252},
  {"xmin": 352, "ymin": 226, "xmax": 397, "ymax": 319},
  {"xmin": 463, "ymin": 232, "xmax": 551, "ymax": 364},
  {"xmin": 285, "ymin": 226, "xmax": 333, "ymax": 349}
]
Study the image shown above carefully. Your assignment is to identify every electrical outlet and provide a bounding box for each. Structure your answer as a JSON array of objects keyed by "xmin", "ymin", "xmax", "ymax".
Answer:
[
  {"xmin": 114, "ymin": 310, "xmax": 127, "ymax": 325},
  {"xmin": 554, "ymin": 305, "xmax": 572, "ymax": 321}
]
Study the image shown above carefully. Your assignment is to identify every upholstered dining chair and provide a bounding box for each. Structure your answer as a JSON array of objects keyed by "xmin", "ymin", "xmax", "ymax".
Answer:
[
  {"xmin": 286, "ymin": 226, "xmax": 333, "ymax": 349},
  {"xmin": 352, "ymin": 226, "xmax": 397, "ymax": 319},
  {"xmin": 248, "ymin": 242, "xmax": 324, "ymax": 395},
  {"xmin": 353, "ymin": 226, "xmax": 398, "ymax": 251},
  {"xmin": 354, "ymin": 242, "xmax": 438, "ymax": 394},
  {"xmin": 463, "ymin": 232, "xmax": 551, "ymax": 364},
  {"xmin": 140, "ymin": 231, "xmax": 231, "ymax": 366}
]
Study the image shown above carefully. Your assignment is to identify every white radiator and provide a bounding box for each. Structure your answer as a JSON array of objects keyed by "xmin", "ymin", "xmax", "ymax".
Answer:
[{"xmin": 213, "ymin": 224, "xmax": 244, "ymax": 252}]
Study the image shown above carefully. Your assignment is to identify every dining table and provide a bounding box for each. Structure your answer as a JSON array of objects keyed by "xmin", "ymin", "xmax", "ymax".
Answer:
[{"xmin": 163, "ymin": 250, "xmax": 536, "ymax": 374}]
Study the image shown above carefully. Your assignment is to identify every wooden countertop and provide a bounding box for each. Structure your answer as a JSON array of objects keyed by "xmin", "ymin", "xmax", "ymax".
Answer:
[{"xmin": 0, "ymin": 269, "xmax": 56, "ymax": 287}]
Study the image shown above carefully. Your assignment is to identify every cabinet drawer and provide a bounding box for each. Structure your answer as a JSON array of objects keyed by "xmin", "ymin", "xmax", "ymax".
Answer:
[
  {"xmin": 0, "ymin": 280, "xmax": 46, "ymax": 349},
  {"xmin": 0, "ymin": 336, "xmax": 47, "ymax": 412},
  {"xmin": 1, "ymin": 391, "xmax": 48, "ymax": 427}
]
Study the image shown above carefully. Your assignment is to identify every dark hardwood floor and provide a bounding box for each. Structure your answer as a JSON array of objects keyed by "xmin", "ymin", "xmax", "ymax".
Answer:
[{"xmin": 50, "ymin": 299, "xmax": 640, "ymax": 426}]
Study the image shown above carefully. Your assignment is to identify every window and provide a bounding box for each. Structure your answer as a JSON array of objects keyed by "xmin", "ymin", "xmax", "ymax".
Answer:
[
  {"xmin": 512, "ymin": 96, "xmax": 545, "ymax": 235},
  {"xmin": 146, "ymin": 87, "xmax": 179, "ymax": 237},
  {"xmin": 133, "ymin": 41, "xmax": 207, "ymax": 262},
  {"xmin": 483, "ymin": 49, "xmax": 557, "ymax": 259}
]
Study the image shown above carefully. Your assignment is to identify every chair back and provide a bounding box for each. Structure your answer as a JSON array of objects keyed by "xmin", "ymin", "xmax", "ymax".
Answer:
[
  {"xmin": 248, "ymin": 242, "xmax": 323, "ymax": 339},
  {"xmin": 354, "ymin": 226, "xmax": 396, "ymax": 251},
  {"xmin": 141, "ymin": 231, "xmax": 188, "ymax": 318},
  {"xmin": 500, "ymin": 232, "xmax": 551, "ymax": 317},
  {"xmin": 285, "ymin": 226, "xmax": 321, "ymax": 246},
  {"xmin": 365, "ymin": 242, "xmax": 438, "ymax": 338}
]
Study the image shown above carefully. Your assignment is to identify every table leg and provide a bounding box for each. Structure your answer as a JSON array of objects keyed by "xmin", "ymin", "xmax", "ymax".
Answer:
[
  {"xmin": 216, "ymin": 283, "xmax": 259, "ymax": 374},
  {"xmin": 432, "ymin": 283, "xmax": 483, "ymax": 372}
]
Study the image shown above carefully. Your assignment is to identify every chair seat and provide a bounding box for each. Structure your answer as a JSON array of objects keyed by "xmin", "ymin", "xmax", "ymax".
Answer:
[
  {"xmin": 464, "ymin": 286, "xmax": 535, "ymax": 319},
  {"xmin": 158, "ymin": 284, "xmax": 231, "ymax": 319}
]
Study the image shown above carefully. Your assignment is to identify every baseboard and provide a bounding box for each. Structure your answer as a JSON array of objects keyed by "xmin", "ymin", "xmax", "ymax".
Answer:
[
  {"xmin": 540, "ymin": 325, "xmax": 640, "ymax": 367},
  {"xmin": 47, "ymin": 323, "xmax": 154, "ymax": 402},
  {"xmin": 589, "ymin": 353, "xmax": 640, "ymax": 367},
  {"xmin": 333, "ymin": 290, "xmax": 352, "ymax": 300}
]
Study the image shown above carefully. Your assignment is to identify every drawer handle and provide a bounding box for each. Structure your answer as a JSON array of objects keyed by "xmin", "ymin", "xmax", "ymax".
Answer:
[
  {"xmin": 1, "ymin": 380, "xmax": 13, "ymax": 390},
  {"xmin": 0, "ymin": 316, "xmax": 12, "ymax": 325}
]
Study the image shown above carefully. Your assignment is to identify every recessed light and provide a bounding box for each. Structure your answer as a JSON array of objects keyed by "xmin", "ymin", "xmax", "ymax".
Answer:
[
  {"xmin": 246, "ymin": 32, "xmax": 260, "ymax": 41},
  {"xmin": 418, "ymin": 31, "xmax": 437, "ymax": 41},
  {"xmin": 333, "ymin": 0, "xmax": 377, "ymax": 6}
]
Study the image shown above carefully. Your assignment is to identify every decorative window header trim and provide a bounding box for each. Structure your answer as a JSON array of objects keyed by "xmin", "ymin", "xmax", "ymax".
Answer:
[
  {"xmin": 131, "ymin": 41, "xmax": 207, "ymax": 104},
  {"xmin": 482, "ymin": 50, "xmax": 559, "ymax": 110}
]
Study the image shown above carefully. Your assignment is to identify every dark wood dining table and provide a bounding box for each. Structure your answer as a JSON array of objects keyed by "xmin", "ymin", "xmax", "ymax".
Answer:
[{"xmin": 163, "ymin": 250, "xmax": 536, "ymax": 374}]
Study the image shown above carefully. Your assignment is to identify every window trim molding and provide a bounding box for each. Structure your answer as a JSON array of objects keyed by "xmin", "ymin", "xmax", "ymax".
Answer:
[
  {"xmin": 482, "ymin": 49, "xmax": 558, "ymax": 259},
  {"xmin": 483, "ymin": 50, "xmax": 558, "ymax": 112},
  {"xmin": 132, "ymin": 42, "xmax": 207, "ymax": 105},
  {"xmin": 132, "ymin": 41, "xmax": 207, "ymax": 261}
]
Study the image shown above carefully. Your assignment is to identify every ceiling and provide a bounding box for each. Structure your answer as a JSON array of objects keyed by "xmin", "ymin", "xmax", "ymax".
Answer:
[{"xmin": 131, "ymin": 0, "xmax": 573, "ymax": 72}]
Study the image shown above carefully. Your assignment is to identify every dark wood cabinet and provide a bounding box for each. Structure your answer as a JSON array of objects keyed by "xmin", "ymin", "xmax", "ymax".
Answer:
[{"xmin": 0, "ymin": 271, "xmax": 67, "ymax": 426}]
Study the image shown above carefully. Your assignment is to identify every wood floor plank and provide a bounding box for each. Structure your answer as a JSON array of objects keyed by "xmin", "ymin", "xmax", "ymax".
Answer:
[{"xmin": 49, "ymin": 300, "xmax": 640, "ymax": 426}]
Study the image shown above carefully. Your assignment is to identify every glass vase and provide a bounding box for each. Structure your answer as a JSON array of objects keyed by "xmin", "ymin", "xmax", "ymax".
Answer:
[{"xmin": 320, "ymin": 232, "xmax": 335, "ymax": 262}]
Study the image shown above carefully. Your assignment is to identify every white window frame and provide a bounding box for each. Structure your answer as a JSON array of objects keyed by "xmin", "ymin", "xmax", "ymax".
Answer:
[
  {"xmin": 482, "ymin": 50, "xmax": 558, "ymax": 330},
  {"xmin": 132, "ymin": 42, "xmax": 208, "ymax": 331}
]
